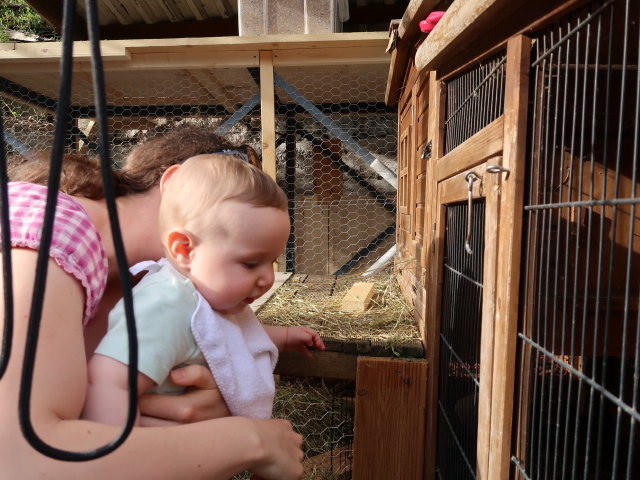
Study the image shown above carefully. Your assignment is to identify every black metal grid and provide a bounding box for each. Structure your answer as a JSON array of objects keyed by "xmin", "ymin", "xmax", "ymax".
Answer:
[
  {"xmin": 513, "ymin": 1, "xmax": 640, "ymax": 478},
  {"xmin": 436, "ymin": 199, "xmax": 485, "ymax": 480},
  {"xmin": 443, "ymin": 52, "xmax": 506, "ymax": 154}
]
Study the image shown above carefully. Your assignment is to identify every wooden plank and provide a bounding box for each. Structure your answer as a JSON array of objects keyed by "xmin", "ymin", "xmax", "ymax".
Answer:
[
  {"xmin": 273, "ymin": 45, "xmax": 390, "ymax": 66},
  {"xmin": 303, "ymin": 444, "xmax": 351, "ymax": 477},
  {"xmin": 415, "ymin": 0, "xmax": 571, "ymax": 71},
  {"xmin": 340, "ymin": 282, "xmax": 376, "ymax": 312},
  {"xmin": 423, "ymin": 72, "xmax": 445, "ymax": 480},
  {"xmin": 260, "ymin": 50, "xmax": 277, "ymax": 180},
  {"xmin": 398, "ymin": 0, "xmax": 442, "ymax": 41},
  {"xmin": 476, "ymin": 150, "xmax": 500, "ymax": 480},
  {"xmin": 438, "ymin": 163, "xmax": 490, "ymax": 205},
  {"xmin": 436, "ymin": 116, "xmax": 504, "ymax": 182},
  {"xmin": 487, "ymin": 35, "xmax": 531, "ymax": 480},
  {"xmin": 0, "ymin": 33, "xmax": 388, "ymax": 62},
  {"xmin": 274, "ymin": 350, "xmax": 357, "ymax": 381},
  {"xmin": 385, "ymin": 37, "xmax": 410, "ymax": 106},
  {"xmin": 352, "ymin": 357, "xmax": 427, "ymax": 480}
]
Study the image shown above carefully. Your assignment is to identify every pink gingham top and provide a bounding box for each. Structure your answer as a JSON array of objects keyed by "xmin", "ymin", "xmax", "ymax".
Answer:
[{"xmin": 6, "ymin": 182, "xmax": 108, "ymax": 324}]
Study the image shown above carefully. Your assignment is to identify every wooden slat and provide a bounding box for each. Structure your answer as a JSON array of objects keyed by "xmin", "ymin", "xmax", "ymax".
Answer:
[
  {"xmin": 274, "ymin": 350, "xmax": 357, "ymax": 381},
  {"xmin": 487, "ymin": 34, "xmax": 531, "ymax": 480},
  {"xmin": 436, "ymin": 116, "xmax": 504, "ymax": 182},
  {"xmin": 476, "ymin": 150, "xmax": 500, "ymax": 480},
  {"xmin": 273, "ymin": 45, "xmax": 389, "ymax": 66},
  {"xmin": 414, "ymin": 0, "xmax": 580, "ymax": 74},
  {"xmin": 397, "ymin": 0, "xmax": 442, "ymax": 41},
  {"xmin": 438, "ymin": 163, "xmax": 490, "ymax": 205},
  {"xmin": 385, "ymin": 37, "xmax": 410, "ymax": 106},
  {"xmin": 303, "ymin": 444, "xmax": 351, "ymax": 477},
  {"xmin": 25, "ymin": 0, "xmax": 87, "ymax": 37},
  {"xmin": 260, "ymin": 50, "xmax": 276, "ymax": 180},
  {"xmin": 352, "ymin": 357, "xmax": 427, "ymax": 480},
  {"xmin": 423, "ymin": 71, "xmax": 445, "ymax": 480},
  {"xmin": 0, "ymin": 33, "xmax": 388, "ymax": 62}
]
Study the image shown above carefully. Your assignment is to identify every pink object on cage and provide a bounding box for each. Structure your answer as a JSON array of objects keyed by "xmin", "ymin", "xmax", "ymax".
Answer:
[{"xmin": 419, "ymin": 11, "xmax": 445, "ymax": 33}]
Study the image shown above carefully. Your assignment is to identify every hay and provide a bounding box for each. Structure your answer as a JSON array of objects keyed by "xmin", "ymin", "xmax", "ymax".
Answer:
[
  {"xmin": 258, "ymin": 272, "xmax": 420, "ymax": 348},
  {"xmin": 232, "ymin": 377, "xmax": 353, "ymax": 480}
]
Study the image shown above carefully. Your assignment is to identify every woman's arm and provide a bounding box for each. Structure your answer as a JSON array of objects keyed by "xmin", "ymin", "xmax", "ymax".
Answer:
[{"xmin": 0, "ymin": 249, "xmax": 303, "ymax": 480}]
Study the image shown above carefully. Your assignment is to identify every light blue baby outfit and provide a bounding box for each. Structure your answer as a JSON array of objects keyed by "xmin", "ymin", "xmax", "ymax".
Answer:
[{"xmin": 94, "ymin": 259, "xmax": 278, "ymax": 419}]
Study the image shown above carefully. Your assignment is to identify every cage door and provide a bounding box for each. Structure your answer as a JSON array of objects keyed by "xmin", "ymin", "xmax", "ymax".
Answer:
[{"xmin": 429, "ymin": 165, "xmax": 500, "ymax": 480}]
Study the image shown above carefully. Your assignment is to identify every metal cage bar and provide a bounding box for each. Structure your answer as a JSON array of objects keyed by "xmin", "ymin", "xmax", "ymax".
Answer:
[
  {"xmin": 436, "ymin": 199, "xmax": 486, "ymax": 480},
  {"xmin": 513, "ymin": 1, "xmax": 640, "ymax": 478},
  {"xmin": 443, "ymin": 53, "xmax": 507, "ymax": 154}
]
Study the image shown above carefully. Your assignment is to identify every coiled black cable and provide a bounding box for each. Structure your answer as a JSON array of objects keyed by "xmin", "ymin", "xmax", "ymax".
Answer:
[
  {"xmin": 0, "ymin": 114, "xmax": 13, "ymax": 380},
  {"xmin": 13, "ymin": 0, "xmax": 139, "ymax": 461}
]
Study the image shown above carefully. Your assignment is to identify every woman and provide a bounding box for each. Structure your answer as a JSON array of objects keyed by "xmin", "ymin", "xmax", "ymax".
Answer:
[{"xmin": 0, "ymin": 127, "xmax": 304, "ymax": 479}]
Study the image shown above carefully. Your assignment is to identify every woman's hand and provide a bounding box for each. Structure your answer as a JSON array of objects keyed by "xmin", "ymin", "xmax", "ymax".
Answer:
[
  {"xmin": 138, "ymin": 363, "xmax": 230, "ymax": 423},
  {"xmin": 249, "ymin": 418, "xmax": 304, "ymax": 480}
]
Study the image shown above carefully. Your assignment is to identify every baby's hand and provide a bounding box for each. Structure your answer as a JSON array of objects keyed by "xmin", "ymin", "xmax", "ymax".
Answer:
[{"xmin": 284, "ymin": 326, "xmax": 326, "ymax": 357}]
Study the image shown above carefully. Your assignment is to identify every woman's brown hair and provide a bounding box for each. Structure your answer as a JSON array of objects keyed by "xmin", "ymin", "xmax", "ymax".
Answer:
[{"xmin": 8, "ymin": 126, "xmax": 261, "ymax": 199}]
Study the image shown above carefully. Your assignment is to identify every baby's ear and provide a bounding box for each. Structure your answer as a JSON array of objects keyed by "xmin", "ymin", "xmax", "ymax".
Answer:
[{"xmin": 166, "ymin": 230, "xmax": 193, "ymax": 268}]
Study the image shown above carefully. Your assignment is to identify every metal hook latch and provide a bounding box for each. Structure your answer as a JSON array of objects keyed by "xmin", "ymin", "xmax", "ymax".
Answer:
[
  {"xmin": 421, "ymin": 140, "xmax": 432, "ymax": 159},
  {"xmin": 486, "ymin": 164, "xmax": 510, "ymax": 179},
  {"xmin": 464, "ymin": 171, "xmax": 481, "ymax": 254}
]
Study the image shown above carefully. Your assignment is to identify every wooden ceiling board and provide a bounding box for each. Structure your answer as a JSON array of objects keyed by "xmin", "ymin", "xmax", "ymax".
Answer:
[{"xmin": 0, "ymin": 34, "xmax": 389, "ymax": 107}]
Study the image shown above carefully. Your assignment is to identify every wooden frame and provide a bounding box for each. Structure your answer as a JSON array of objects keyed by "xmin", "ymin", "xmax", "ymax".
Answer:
[
  {"xmin": 487, "ymin": 34, "xmax": 530, "ymax": 480},
  {"xmin": 259, "ymin": 50, "xmax": 276, "ymax": 179},
  {"xmin": 400, "ymin": 27, "xmax": 531, "ymax": 480}
]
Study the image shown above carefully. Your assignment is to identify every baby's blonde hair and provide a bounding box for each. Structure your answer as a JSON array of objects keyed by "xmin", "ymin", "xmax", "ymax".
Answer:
[{"xmin": 159, "ymin": 154, "xmax": 287, "ymax": 242}]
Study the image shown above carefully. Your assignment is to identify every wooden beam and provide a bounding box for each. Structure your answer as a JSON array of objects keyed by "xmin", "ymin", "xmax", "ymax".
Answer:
[
  {"xmin": 273, "ymin": 45, "xmax": 389, "ymax": 67},
  {"xmin": 386, "ymin": 0, "xmax": 443, "ymax": 105},
  {"xmin": 475, "ymin": 134, "xmax": 501, "ymax": 480},
  {"xmin": 385, "ymin": 34, "xmax": 410, "ymax": 106},
  {"xmin": 0, "ymin": 33, "xmax": 388, "ymax": 63},
  {"xmin": 352, "ymin": 357, "xmax": 427, "ymax": 480},
  {"xmin": 435, "ymin": 116, "xmax": 504, "ymax": 182},
  {"xmin": 423, "ymin": 72, "xmax": 445, "ymax": 480},
  {"xmin": 414, "ymin": 0, "xmax": 581, "ymax": 74},
  {"xmin": 259, "ymin": 50, "xmax": 276, "ymax": 180},
  {"xmin": 25, "ymin": 0, "xmax": 87, "ymax": 39},
  {"xmin": 303, "ymin": 444, "xmax": 351, "ymax": 477},
  {"xmin": 274, "ymin": 350, "xmax": 357, "ymax": 381},
  {"xmin": 398, "ymin": 0, "xmax": 441, "ymax": 41},
  {"xmin": 487, "ymin": 34, "xmax": 531, "ymax": 480}
]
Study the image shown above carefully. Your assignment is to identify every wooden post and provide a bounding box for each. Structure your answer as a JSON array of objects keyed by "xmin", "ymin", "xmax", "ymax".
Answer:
[
  {"xmin": 259, "ymin": 50, "xmax": 276, "ymax": 180},
  {"xmin": 423, "ymin": 70, "xmax": 445, "ymax": 480},
  {"xmin": 353, "ymin": 357, "xmax": 427, "ymax": 480},
  {"xmin": 476, "ymin": 147, "xmax": 500, "ymax": 480},
  {"xmin": 487, "ymin": 34, "xmax": 531, "ymax": 480}
]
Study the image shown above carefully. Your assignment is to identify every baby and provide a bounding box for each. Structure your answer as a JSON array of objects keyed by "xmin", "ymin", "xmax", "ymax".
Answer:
[{"xmin": 82, "ymin": 153, "xmax": 325, "ymax": 425}]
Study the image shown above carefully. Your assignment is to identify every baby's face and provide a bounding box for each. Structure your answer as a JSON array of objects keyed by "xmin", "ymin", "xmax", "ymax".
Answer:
[{"xmin": 188, "ymin": 201, "xmax": 290, "ymax": 314}]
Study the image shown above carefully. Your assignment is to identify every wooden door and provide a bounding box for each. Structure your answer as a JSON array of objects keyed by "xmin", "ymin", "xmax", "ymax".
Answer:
[{"xmin": 423, "ymin": 35, "xmax": 530, "ymax": 480}]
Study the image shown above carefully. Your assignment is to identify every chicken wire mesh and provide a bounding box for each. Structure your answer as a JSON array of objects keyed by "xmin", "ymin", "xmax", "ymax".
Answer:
[
  {"xmin": 273, "ymin": 64, "xmax": 397, "ymax": 276},
  {"xmin": 1, "ymin": 61, "xmax": 397, "ymax": 277},
  {"xmin": 0, "ymin": 54, "xmax": 395, "ymax": 479},
  {"xmin": 0, "ymin": 66, "xmax": 262, "ymax": 166}
]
